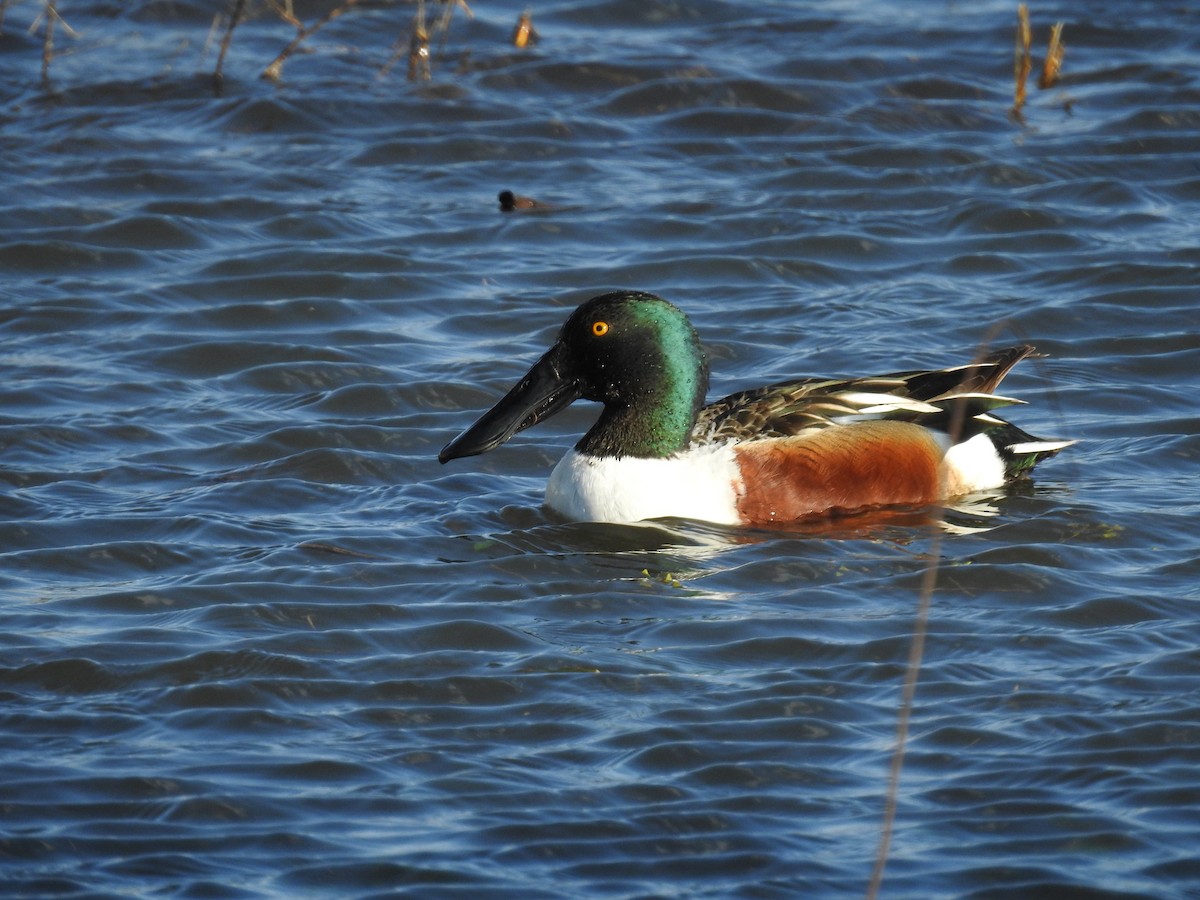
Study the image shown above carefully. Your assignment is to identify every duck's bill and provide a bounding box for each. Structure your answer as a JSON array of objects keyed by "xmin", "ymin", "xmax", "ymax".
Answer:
[{"xmin": 439, "ymin": 346, "xmax": 581, "ymax": 463}]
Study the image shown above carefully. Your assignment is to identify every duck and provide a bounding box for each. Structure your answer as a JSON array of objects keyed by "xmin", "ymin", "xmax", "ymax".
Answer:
[{"xmin": 438, "ymin": 291, "xmax": 1072, "ymax": 526}]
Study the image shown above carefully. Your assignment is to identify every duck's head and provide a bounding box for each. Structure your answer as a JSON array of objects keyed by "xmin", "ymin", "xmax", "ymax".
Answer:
[{"xmin": 439, "ymin": 291, "xmax": 709, "ymax": 463}]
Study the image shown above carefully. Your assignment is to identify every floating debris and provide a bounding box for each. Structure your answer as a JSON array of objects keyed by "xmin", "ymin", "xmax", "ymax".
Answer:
[
  {"xmin": 640, "ymin": 568, "xmax": 684, "ymax": 590},
  {"xmin": 298, "ymin": 541, "xmax": 381, "ymax": 560}
]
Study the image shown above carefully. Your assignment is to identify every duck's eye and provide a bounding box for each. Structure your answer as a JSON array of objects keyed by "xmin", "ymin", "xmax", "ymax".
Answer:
[{"xmin": 591, "ymin": 321, "xmax": 610, "ymax": 337}]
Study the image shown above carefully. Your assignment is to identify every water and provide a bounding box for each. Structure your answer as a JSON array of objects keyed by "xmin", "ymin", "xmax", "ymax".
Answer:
[{"xmin": 2, "ymin": 0, "xmax": 1199, "ymax": 896}]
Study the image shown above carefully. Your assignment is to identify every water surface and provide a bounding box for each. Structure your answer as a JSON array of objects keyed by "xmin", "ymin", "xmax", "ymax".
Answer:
[{"xmin": 2, "ymin": 1, "xmax": 1199, "ymax": 897}]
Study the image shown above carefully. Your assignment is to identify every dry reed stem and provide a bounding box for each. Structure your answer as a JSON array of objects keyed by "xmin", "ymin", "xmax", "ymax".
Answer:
[
  {"xmin": 266, "ymin": 0, "xmax": 302, "ymax": 29},
  {"xmin": 435, "ymin": 0, "xmax": 473, "ymax": 39},
  {"xmin": 262, "ymin": 0, "xmax": 363, "ymax": 82},
  {"xmin": 34, "ymin": 0, "xmax": 76, "ymax": 88},
  {"xmin": 407, "ymin": 28, "xmax": 431, "ymax": 81},
  {"xmin": 56, "ymin": 4, "xmax": 78, "ymax": 38},
  {"xmin": 29, "ymin": 1, "xmax": 78, "ymax": 37},
  {"xmin": 40, "ymin": 0, "xmax": 55, "ymax": 88},
  {"xmin": 431, "ymin": 0, "xmax": 472, "ymax": 57},
  {"xmin": 407, "ymin": 0, "xmax": 431, "ymax": 82},
  {"xmin": 1039, "ymin": 21, "xmax": 1065, "ymax": 89},
  {"xmin": 378, "ymin": 32, "xmax": 407, "ymax": 80},
  {"xmin": 1012, "ymin": 3, "xmax": 1033, "ymax": 114},
  {"xmin": 213, "ymin": 0, "xmax": 248, "ymax": 92},
  {"xmin": 377, "ymin": 0, "xmax": 473, "ymax": 83},
  {"xmin": 379, "ymin": 1, "xmax": 429, "ymax": 81},
  {"xmin": 201, "ymin": 12, "xmax": 222, "ymax": 60},
  {"xmin": 865, "ymin": 324, "xmax": 1046, "ymax": 898},
  {"xmin": 24, "ymin": 0, "xmax": 80, "ymax": 90},
  {"xmin": 865, "ymin": 527, "xmax": 942, "ymax": 900},
  {"xmin": 512, "ymin": 8, "xmax": 537, "ymax": 49}
]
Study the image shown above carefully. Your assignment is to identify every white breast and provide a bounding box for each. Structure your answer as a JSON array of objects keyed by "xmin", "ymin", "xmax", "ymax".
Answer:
[{"xmin": 545, "ymin": 444, "xmax": 743, "ymax": 525}]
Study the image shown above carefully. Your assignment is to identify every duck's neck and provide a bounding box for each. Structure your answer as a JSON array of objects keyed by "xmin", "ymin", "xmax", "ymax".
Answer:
[{"xmin": 577, "ymin": 352, "xmax": 708, "ymax": 460}]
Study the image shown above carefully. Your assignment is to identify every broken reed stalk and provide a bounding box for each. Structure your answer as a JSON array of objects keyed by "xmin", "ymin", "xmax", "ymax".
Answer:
[
  {"xmin": 512, "ymin": 8, "xmax": 537, "ymax": 49},
  {"xmin": 262, "ymin": 0, "xmax": 363, "ymax": 82},
  {"xmin": 408, "ymin": 20, "xmax": 432, "ymax": 82},
  {"xmin": 40, "ymin": 0, "xmax": 55, "ymax": 87},
  {"xmin": 201, "ymin": 13, "xmax": 222, "ymax": 59},
  {"xmin": 407, "ymin": 1, "xmax": 431, "ymax": 83},
  {"xmin": 378, "ymin": 0, "xmax": 480, "ymax": 82},
  {"xmin": 213, "ymin": 0, "xmax": 248, "ymax": 92},
  {"xmin": 431, "ymin": 0, "xmax": 473, "ymax": 57},
  {"xmin": 1039, "ymin": 21, "xmax": 1065, "ymax": 89},
  {"xmin": 378, "ymin": 32, "xmax": 406, "ymax": 80},
  {"xmin": 266, "ymin": 0, "xmax": 302, "ymax": 29},
  {"xmin": 1012, "ymin": 3, "xmax": 1033, "ymax": 114},
  {"xmin": 1012, "ymin": 6, "xmax": 1067, "ymax": 117}
]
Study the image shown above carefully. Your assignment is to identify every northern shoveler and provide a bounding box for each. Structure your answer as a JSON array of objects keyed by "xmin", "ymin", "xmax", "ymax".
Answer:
[{"xmin": 439, "ymin": 291, "xmax": 1072, "ymax": 526}]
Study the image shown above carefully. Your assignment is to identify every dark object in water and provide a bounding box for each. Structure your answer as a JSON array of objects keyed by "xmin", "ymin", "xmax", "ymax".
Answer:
[{"xmin": 498, "ymin": 190, "xmax": 541, "ymax": 212}]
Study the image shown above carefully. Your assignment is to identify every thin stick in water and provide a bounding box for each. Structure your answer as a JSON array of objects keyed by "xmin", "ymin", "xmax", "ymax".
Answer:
[
  {"xmin": 433, "ymin": 0, "xmax": 473, "ymax": 56},
  {"xmin": 407, "ymin": 0, "xmax": 431, "ymax": 82},
  {"xmin": 214, "ymin": 0, "xmax": 248, "ymax": 92},
  {"xmin": 1012, "ymin": 3, "xmax": 1033, "ymax": 114},
  {"xmin": 262, "ymin": 0, "xmax": 363, "ymax": 82},
  {"xmin": 865, "ymin": 340, "xmax": 993, "ymax": 899},
  {"xmin": 865, "ymin": 531, "xmax": 941, "ymax": 900},
  {"xmin": 40, "ymin": 0, "xmax": 57, "ymax": 89},
  {"xmin": 266, "ymin": 0, "xmax": 302, "ymax": 28}
]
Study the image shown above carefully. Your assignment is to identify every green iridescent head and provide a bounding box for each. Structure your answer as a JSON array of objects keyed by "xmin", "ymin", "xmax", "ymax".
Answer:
[{"xmin": 439, "ymin": 291, "xmax": 710, "ymax": 463}]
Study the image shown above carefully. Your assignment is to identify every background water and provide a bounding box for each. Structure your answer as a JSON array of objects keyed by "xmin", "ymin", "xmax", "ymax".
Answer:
[{"xmin": 2, "ymin": 0, "xmax": 1199, "ymax": 897}]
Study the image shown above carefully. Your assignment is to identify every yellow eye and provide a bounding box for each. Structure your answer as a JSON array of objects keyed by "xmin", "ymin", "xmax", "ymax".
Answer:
[{"xmin": 591, "ymin": 321, "xmax": 609, "ymax": 337}]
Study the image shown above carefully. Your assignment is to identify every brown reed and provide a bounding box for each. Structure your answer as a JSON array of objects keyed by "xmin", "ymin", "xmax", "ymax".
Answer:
[
  {"xmin": 1012, "ymin": 3, "xmax": 1033, "ymax": 114},
  {"xmin": 512, "ymin": 8, "xmax": 538, "ymax": 49},
  {"xmin": 406, "ymin": 0, "xmax": 431, "ymax": 82},
  {"xmin": 213, "ymin": 0, "xmax": 248, "ymax": 93},
  {"xmin": 1039, "ymin": 21, "xmax": 1065, "ymax": 89},
  {"xmin": 866, "ymin": 328, "xmax": 1034, "ymax": 899},
  {"xmin": 40, "ymin": 0, "xmax": 56, "ymax": 88},
  {"xmin": 1012, "ymin": 5, "xmax": 1067, "ymax": 117},
  {"xmin": 34, "ymin": 0, "xmax": 77, "ymax": 89},
  {"xmin": 431, "ymin": 0, "xmax": 473, "ymax": 57},
  {"xmin": 262, "ymin": 0, "xmax": 363, "ymax": 82},
  {"xmin": 266, "ymin": 0, "xmax": 301, "ymax": 29}
]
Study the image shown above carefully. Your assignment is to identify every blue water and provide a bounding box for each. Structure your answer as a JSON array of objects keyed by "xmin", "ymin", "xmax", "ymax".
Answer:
[{"xmin": 3, "ymin": 1, "xmax": 1199, "ymax": 897}]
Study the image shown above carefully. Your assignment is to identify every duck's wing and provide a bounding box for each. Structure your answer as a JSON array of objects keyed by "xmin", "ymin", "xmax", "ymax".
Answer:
[{"xmin": 693, "ymin": 345, "xmax": 1042, "ymax": 444}]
